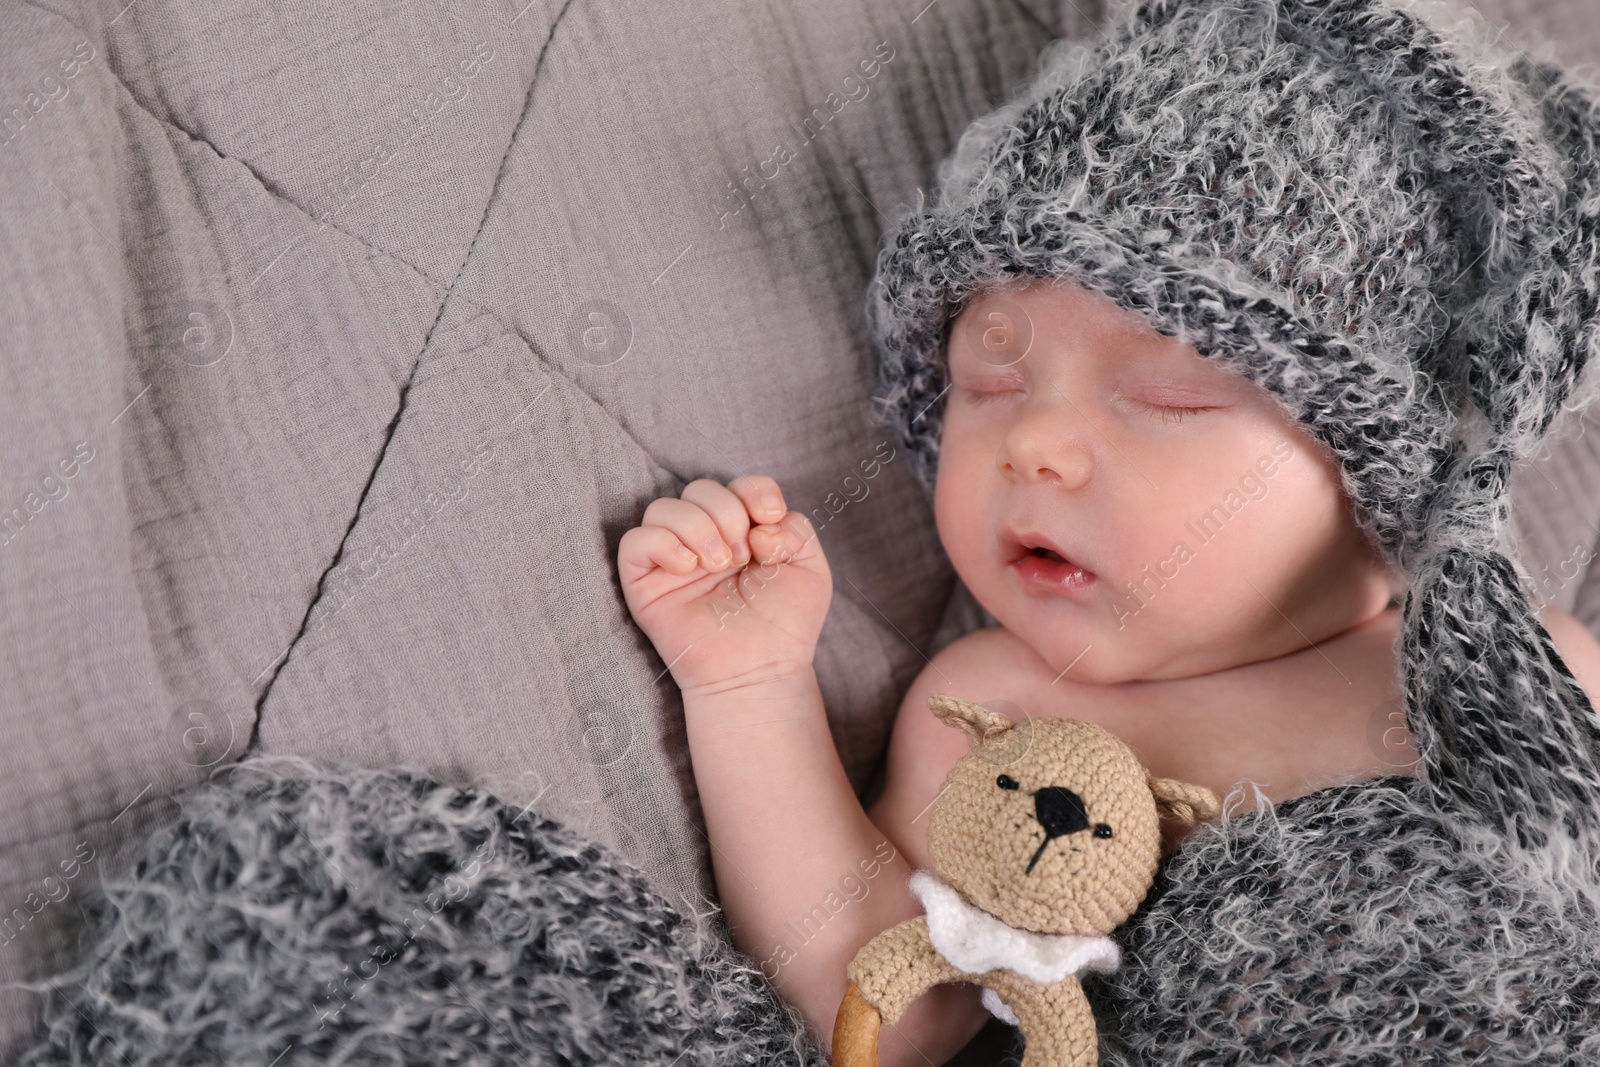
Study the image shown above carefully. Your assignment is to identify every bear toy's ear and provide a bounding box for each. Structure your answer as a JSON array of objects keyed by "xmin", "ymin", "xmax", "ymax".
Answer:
[
  {"xmin": 927, "ymin": 693, "xmax": 1015, "ymax": 744},
  {"xmin": 1148, "ymin": 775, "xmax": 1222, "ymax": 829}
]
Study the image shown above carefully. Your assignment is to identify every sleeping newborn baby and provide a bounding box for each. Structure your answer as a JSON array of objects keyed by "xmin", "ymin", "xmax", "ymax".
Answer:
[
  {"xmin": 619, "ymin": 0, "xmax": 1600, "ymax": 1061},
  {"xmin": 618, "ymin": 274, "xmax": 1600, "ymax": 1066}
]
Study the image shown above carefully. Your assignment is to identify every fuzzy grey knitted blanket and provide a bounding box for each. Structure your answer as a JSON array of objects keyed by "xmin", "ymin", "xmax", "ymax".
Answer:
[
  {"xmin": 7, "ymin": 757, "xmax": 822, "ymax": 1067},
  {"xmin": 13, "ymin": 758, "xmax": 1597, "ymax": 1065},
  {"xmin": 1086, "ymin": 773, "xmax": 1600, "ymax": 1064}
]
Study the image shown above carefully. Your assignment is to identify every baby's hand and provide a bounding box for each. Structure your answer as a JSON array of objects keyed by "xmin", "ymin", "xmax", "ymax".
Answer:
[{"xmin": 618, "ymin": 475, "xmax": 831, "ymax": 696}]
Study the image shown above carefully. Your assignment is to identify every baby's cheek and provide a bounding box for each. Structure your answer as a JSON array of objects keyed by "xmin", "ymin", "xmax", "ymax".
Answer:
[
  {"xmin": 932, "ymin": 449, "xmax": 991, "ymax": 564},
  {"xmin": 1111, "ymin": 440, "xmax": 1310, "ymax": 618}
]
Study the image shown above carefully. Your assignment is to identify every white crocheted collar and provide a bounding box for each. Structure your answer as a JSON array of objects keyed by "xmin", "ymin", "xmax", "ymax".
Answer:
[{"xmin": 909, "ymin": 869, "xmax": 1121, "ymax": 985}]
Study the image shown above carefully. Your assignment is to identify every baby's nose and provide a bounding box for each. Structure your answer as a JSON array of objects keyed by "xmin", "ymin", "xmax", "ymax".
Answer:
[{"xmin": 1034, "ymin": 785, "xmax": 1089, "ymax": 839}]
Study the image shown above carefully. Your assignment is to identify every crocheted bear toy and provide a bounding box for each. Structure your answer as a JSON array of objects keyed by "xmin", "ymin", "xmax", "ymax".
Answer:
[{"xmin": 833, "ymin": 693, "xmax": 1221, "ymax": 1067}]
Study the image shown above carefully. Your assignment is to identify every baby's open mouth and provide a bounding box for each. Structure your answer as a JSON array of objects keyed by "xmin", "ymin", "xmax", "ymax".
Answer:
[{"xmin": 1004, "ymin": 532, "xmax": 1097, "ymax": 593}]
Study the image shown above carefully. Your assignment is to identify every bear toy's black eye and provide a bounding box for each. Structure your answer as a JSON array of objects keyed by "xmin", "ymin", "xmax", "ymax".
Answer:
[
  {"xmin": 996, "ymin": 774, "xmax": 1020, "ymax": 791},
  {"xmin": 1093, "ymin": 823, "xmax": 1113, "ymax": 839}
]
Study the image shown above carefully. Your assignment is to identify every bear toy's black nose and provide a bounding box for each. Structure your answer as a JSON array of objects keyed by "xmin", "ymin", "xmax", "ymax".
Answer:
[
  {"xmin": 1034, "ymin": 785, "xmax": 1089, "ymax": 838},
  {"xmin": 1026, "ymin": 786, "xmax": 1090, "ymax": 874}
]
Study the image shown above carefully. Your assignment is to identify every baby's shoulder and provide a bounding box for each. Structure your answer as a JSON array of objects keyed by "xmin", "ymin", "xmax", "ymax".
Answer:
[
  {"xmin": 868, "ymin": 626, "xmax": 1070, "ymax": 857},
  {"xmin": 928, "ymin": 623, "xmax": 1042, "ymax": 685},
  {"xmin": 885, "ymin": 625, "xmax": 1035, "ymax": 756},
  {"xmin": 882, "ymin": 624, "xmax": 1133, "ymax": 782},
  {"xmin": 871, "ymin": 624, "xmax": 1174, "ymax": 866}
]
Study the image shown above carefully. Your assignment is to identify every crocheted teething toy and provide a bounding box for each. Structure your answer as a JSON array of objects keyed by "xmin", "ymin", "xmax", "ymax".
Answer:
[{"xmin": 832, "ymin": 694, "xmax": 1220, "ymax": 1067}]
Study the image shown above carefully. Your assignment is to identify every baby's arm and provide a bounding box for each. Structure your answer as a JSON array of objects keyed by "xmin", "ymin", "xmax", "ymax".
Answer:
[
  {"xmin": 681, "ymin": 667, "xmax": 992, "ymax": 1066},
  {"xmin": 618, "ymin": 476, "xmax": 991, "ymax": 1065}
]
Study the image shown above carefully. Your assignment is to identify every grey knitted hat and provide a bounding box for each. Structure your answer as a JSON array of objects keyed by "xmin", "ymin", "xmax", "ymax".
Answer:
[{"xmin": 867, "ymin": 0, "xmax": 1600, "ymax": 853}]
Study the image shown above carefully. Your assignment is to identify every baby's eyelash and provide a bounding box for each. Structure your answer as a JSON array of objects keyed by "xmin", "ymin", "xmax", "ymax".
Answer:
[
  {"xmin": 1138, "ymin": 399, "xmax": 1209, "ymax": 423},
  {"xmin": 959, "ymin": 388, "xmax": 1210, "ymax": 422}
]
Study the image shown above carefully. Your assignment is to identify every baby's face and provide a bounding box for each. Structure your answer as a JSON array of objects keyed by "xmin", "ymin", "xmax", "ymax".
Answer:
[{"xmin": 936, "ymin": 276, "xmax": 1396, "ymax": 684}]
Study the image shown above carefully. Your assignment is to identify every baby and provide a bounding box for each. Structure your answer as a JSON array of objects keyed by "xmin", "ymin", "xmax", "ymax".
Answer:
[
  {"xmin": 619, "ymin": 274, "xmax": 1600, "ymax": 1064},
  {"xmin": 620, "ymin": 0, "xmax": 1600, "ymax": 1062}
]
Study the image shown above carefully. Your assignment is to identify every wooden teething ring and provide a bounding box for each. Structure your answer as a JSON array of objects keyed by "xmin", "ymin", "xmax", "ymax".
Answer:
[{"xmin": 832, "ymin": 981, "xmax": 883, "ymax": 1067}]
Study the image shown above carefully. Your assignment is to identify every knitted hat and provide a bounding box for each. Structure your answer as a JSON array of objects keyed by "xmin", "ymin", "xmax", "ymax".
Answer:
[{"xmin": 866, "ymin": 0, "xmax": 1600, "ymax": 851}]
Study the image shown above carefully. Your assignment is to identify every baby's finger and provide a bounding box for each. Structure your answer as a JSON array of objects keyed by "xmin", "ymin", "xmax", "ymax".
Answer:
[
  {"xmin": 618, "ymin": 525, "xmax": 702, "ymax": 582},
  {"xmin": 748, "ymin": 511, "xmax": 816, "ymax": 565},
  {"xmin": 679, "ymin": 478, "xmax": 754, "ymax": 564},
  {"xmin": 727, "ymin": 474, "xmax": 788, "ymax": 527},
  {"xmin": 641, "ymin": 495, "xmax": 737, "ymax": 570}
]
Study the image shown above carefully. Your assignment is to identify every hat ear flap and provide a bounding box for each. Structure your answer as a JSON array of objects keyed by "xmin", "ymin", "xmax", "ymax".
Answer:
[
  {"xmin": 1398, "ymin": 520, "xmax": 1600, "ymax": 851},
  {"xmin": 1504, "ymin": 53, "xmax": 1600, "ymax": 435}
]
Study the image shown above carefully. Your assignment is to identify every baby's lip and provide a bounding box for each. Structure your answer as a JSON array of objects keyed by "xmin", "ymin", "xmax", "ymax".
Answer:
[{"xmin": 1000, "ymin": 528, "xmax": 1096, "ymax": 577}]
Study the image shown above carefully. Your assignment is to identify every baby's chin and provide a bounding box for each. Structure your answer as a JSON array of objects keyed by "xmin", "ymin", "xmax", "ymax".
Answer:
[{"xmin": 993, "ymin": 614, "xmax": 1221, "ymax": 686}]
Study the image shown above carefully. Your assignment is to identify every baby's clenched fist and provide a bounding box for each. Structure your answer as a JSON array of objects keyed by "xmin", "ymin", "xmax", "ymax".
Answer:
[{"xmin": 618, "ymin": 474, "xmax": 832, "ymax": 696}]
